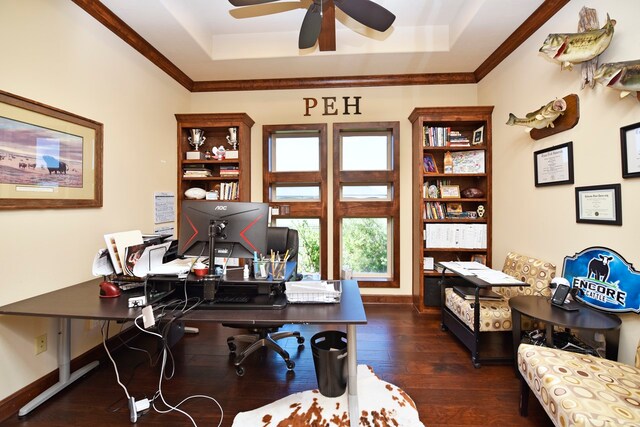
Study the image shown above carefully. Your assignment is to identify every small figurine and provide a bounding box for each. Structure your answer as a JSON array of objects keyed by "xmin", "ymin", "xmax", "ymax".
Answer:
[
  {"xmin": 443, "ymin": 151, "xmax": 453, "ymax": 174},
  {"xmin": 477, "ymin": 205, "xmax": 485, "ymax": 218}
]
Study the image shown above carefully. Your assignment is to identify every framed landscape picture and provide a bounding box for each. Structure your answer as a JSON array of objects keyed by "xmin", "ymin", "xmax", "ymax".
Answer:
[{"xmin": 0, "ymin": 90, "xmax": 103, "ymax": 209}]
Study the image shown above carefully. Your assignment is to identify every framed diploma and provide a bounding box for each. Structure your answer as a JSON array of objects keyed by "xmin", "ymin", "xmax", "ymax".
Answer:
[
  {"xmin": 534, "ymin": 142, "xmax": 574, "ymax": 187},
  {"xmin": 575, "ymin": 184, "xmax": 622, "ymax": 225},
  {"xmin": 621, "ymin": 121, "xmax": 640, "ymax": 178}
]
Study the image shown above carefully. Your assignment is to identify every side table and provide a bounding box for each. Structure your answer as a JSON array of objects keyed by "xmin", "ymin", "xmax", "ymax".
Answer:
[{"xmin": 509, "ymin": 295, "xmax": 621, "ymax": 364}]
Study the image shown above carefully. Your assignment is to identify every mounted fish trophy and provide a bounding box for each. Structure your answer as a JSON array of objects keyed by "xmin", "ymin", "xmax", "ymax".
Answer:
[
  {"xmin": 539, "ymin": 14, "xmax": 615, "ymax": 71},
  {"xmin": 186, "ymin": 128, "xmax": 206, "ymax": 160},
  {"xmin": 506, "ymin": 98, "xmax": 567, "ymax": 130},
  {"xmin": 507, "ymin": 95, "xmax": 580, "ymax": 141},
  {"xmin": 594, "ymin": 59, "xmax": 640, "ymax": 101}
]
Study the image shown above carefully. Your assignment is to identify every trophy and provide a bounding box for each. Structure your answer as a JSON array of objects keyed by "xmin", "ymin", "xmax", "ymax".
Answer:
[
  {"xmin": 186, "ymin": 129, "xmax": 206, "ymax": 159},
  {"xmin": 225, "ymin": 127, "xmax": 239, "ymax": 159}
]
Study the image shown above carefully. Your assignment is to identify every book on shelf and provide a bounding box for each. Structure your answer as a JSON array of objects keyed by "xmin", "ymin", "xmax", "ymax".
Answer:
[
  {"xmin": 219, "ymin": 166, "xmax": 240, "ymax": 177},
  {"xmin": 218, "ymin": 181, "xmax": 239, "ymax": 200},
  {"xmin": 453, "ymin": 286, "xmax": 503, "ymax": 300},
  {"xmin": 183, "ymin": 165, "xmax": 212, "ymax": 177},
  {"xmin": 424, "ymin": 126, "xmax": 472, "ymax": 147},
  {"xmin": 424, "ymin": 201, "xmax": 446, "ymax": 220}
]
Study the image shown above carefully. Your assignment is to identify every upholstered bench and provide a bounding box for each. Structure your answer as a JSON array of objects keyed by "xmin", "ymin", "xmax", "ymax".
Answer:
[
  {"xmin": 518, "ymin": 342, "xmax": 640, "ymax": 426},
  {"xmin": 442, "ymin": 252, "xmax": 556, "ymax": 366}
]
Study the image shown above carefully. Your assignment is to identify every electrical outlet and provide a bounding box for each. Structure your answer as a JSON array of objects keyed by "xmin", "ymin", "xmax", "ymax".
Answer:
[
  {"xmin": 35, "ymin": 334, "xmax": 47, "ymax": 355},
  {"xmin": 87, "ymin": 319, "xmax": 101, "ymax": 330}
]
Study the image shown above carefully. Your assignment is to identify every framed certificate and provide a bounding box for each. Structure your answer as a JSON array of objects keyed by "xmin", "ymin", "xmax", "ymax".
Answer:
[
  {"xmin": 621, "ymin": 121, "xmax": 640, "ymax": 178},
  {"xmin": 575, "ymin": 184, "xmax": 622, "ymax": 225},
  {"xmin": 534, "ymin": 142, "xmax": 574, "ymax": 187}
]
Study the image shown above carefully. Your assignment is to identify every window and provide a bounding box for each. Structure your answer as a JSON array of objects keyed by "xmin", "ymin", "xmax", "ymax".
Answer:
[
  {"xmin": 333, "ymin": 122, "xmax": 400, "ymax": 288},
  {"xmin": 263, "ymin": 125, "xmax": 327, "ymax": 279}
]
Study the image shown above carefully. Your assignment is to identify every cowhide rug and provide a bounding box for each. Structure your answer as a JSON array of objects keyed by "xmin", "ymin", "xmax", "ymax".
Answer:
[{"xmin": 232, "ymin": 365, "xmax": 425, "ymax": 427}]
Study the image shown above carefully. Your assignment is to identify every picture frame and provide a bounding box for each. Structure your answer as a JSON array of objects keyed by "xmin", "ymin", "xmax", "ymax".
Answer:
[
  {"xmin": 472, "ymin": 126, "xmax": 484, "ymax": 145},
  {"xmin": 423, "ymin": 153, "xmax": 438, "ymax": 174},
  {"xmin": 575, "ymin": 184, "xmax": 622, "ymax": 226},
  {"xmin": 620, "ymin": 121, "xmax": 640, "ymax": 178},
  {"xmin": 0, "ymin": 90, "xmax": 103, "ymax": 209},
  {"xmin": 440, "ymin": 185, "xmax": 460, "ymax": 198},
  {"xmin": 534, "ymin": 141, "xmax": 574, "ymax": 187}
]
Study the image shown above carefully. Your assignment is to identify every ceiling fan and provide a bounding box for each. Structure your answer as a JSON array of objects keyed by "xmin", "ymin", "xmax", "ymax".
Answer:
[{"xmin": 228, "ymin": 0, "xmax": 396, "ymax": 50}]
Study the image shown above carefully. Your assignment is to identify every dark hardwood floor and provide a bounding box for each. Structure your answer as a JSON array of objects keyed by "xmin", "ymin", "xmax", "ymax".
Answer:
[{"xmin": 0, "ymin": 304, "xmax": 553, "ymax": 426}]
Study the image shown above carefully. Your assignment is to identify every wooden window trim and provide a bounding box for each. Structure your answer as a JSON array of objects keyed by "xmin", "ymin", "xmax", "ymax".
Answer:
[
  {"xmin": 332, "ymin": 122, "xmax": 400, "ymax": 288},
  {"xmin": 263, "ymin": 124, "xmax": 328, "ymax": 279}
]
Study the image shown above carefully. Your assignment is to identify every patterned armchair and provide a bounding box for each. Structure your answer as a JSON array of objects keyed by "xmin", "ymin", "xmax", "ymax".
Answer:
[
  {"xmin": 442, "ymin": 252, "xmax": 556, "ymax": 367},
  {"xmin": 518, "ymin": 341, "xmax": 640, "ymax": 426}
]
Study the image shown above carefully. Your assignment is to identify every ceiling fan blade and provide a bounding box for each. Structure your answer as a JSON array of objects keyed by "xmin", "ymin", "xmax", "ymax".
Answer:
[
  {"xmin": 229, "ymin": 0, "xmax": 280, "ymax": 6},
  {"xmin": 334, "ymin": 0, "xmax": 395, "ymax": 32},
  {"xmin": 298, "ymin": 2, "xmax": 322, "ymax": 49}
]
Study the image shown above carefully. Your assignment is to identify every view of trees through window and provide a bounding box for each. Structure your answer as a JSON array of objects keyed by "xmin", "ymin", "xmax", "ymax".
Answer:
[
  {"xmin": 342, "ymin": 218, "xmax": 389, "ymax": 276},
  {"xmin": 275, "ymin": 218, "xmax": 320, "ymax": 277}
]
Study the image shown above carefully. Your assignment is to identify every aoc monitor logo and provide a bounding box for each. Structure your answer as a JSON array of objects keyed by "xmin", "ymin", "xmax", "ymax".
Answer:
[{"xmin": 563, "ymin": 247, "xmax": 640, "ymax": 314}]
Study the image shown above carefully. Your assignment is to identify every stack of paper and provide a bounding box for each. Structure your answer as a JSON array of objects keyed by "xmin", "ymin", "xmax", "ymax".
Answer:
[{"xmin": 285, "ymin": 281, "xmax": 341, "ymax": 303}]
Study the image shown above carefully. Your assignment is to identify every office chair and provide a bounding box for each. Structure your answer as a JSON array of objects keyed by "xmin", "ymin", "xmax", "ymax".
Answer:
[{"xmin": 224, "ymin": 227, "xmax": 305, "ymax": 376}]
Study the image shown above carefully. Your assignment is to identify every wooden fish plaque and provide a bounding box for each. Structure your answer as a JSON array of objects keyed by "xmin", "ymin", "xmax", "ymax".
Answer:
[{"xmin": 530, "ymin": 94, "xmax": 580, "ymax": 140}]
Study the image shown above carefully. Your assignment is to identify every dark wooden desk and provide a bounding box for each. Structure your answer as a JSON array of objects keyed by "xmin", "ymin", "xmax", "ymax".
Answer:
[
  {"xmin": 0, "ymin": 279, "xmax": 367, "ymax": 421},
  {"xmin": 509, "ymin": 295, "xmax": 621, "ymax": 363}
]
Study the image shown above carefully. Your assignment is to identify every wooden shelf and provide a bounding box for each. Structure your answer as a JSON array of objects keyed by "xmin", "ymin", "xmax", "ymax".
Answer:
[
  {"xmin": 410, "ymin": 106, "xmax": 493, "ymax": 313},
  {"xmin": 175, "ymin": 112, "xmax": 254, "ymax": 227}
]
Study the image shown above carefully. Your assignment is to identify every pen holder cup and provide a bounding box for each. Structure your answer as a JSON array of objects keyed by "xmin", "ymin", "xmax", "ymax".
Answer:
[
  {"xmin": 269, "ymin": 261, "xmax": 287, "ymax": 280},
  {"xmin": 253, "ymin": 260, "xmax": 269, "ymax": 279}
]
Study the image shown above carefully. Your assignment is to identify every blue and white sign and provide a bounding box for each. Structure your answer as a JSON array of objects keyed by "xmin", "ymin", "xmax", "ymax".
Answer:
[{"xmin": 563, "ymin": 247, "xmax": 640, "ymax": 313}]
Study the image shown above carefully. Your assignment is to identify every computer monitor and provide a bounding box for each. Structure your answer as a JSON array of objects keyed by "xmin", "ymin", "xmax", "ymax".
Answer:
[{"xmin": 178, "ymin": 201, "xmax": 269, "ymax": 274}]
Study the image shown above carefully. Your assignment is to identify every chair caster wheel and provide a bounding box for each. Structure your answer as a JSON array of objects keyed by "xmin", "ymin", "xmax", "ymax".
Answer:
[
  {"xmin": 297, "ymin": 336, "xmax": 305, "ymax": 344},
  {"xmin": 286, "ymin": 360, "xmax": 295, "ymax": 370},
  {"xmin": 236, "ymin": 366, "xmax": 245, "ymax": 376}
]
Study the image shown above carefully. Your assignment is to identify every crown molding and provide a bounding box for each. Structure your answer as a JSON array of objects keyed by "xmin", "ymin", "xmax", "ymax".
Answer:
[{"xmin": 73, "ymin": 0, "xmax": 570, "ymax": 93}]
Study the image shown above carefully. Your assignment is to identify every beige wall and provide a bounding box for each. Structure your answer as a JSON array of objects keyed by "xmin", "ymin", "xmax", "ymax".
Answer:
[
  {"xmin": 0, "ymin": 0, "xmax": 189, "ymax": 400},
  {"xmin": 479, "ymin": 0, "xmax": 640, "ymax": 365}
]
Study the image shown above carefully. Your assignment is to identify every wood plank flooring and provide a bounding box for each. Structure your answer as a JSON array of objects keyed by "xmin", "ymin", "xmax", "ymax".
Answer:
[{"xmin": 0, "ymin": 304, "xmax": 554, "ymax": 426}]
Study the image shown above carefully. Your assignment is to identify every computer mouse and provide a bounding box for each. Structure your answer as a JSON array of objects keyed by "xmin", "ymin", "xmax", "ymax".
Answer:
[{"xmin": 99, "ymin": 281, "xmax": 121, "ymax": 298}]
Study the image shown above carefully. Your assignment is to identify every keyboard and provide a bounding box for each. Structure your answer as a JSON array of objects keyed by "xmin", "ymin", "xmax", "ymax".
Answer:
[{"xmin": 197, "ymin": 294, "xmax": 287, "ymax": 310}]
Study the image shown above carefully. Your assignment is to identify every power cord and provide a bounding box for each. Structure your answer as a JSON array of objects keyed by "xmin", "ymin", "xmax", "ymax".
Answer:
[{"xmin": 133, "ymin": 313, "xmax": 224, "ymax": 426}]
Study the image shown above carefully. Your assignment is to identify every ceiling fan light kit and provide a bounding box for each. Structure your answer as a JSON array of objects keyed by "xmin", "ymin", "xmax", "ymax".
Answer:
[{"xmin": 228, "ymin": 0, "xmax": 396, "ymax": 50}]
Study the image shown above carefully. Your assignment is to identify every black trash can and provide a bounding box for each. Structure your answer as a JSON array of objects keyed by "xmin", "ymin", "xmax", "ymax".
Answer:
[{"xmin": 310, "ymin": 331, "xmax": 348, "ymax": 397}]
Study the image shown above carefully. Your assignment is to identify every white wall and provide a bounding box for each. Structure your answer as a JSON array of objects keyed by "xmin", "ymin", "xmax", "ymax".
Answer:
[
  {"xmin": 189, "ymin": 85, "xmax": 478, "ymax": 295},
  {"xmin": 0, "ymin": 0, "xmax": 189, "ymax": 401},
  {"xmin": 479, "ymin": 0, "xmax": 640, "ymax": 365}
]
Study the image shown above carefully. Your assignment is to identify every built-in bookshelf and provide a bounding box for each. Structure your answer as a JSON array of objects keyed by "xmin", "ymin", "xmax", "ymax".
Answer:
[
  {"xmin": 409, "ymin": 107, "xmax": 494, "ymax": 313},
  {"xmin": 175, "ymin": 113, "xmax": 254, "ymax": 223}
]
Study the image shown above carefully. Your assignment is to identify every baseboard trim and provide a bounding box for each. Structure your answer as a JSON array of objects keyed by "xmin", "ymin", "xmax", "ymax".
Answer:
[
  {"xmin": 362, "ymin": 295, "xmax": 413, "ymax": 304},
  {"xmin": 0, "ymin": 325, "xmax": 139, "ymax": 423}
]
